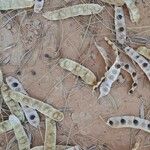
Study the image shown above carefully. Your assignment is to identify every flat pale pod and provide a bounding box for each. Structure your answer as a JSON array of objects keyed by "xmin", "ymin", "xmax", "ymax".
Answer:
[
  {"xmin": 115, "ymin": 6, "xmax": 126, "ymax": 44},
  {"xmin": 59, "ymin": 58, "xmax": 97, "ymax": 85},
  {"xmin": 1, "ymin": 83, "xmax": 25, "ymax": 122},
  {"xmin": 0, "ymin": 0, "xmax": 34, "ymax": 10},
  {"xmin": 137, "ymin": 46, "xmax": 150, "ymax": 60},
  {"xmin": 34, "ymin": 0, "xmax": 44, "ymax": 13},
  {"xmin": 100, "ymin": 0, "xmax": 124, "ymax": 6},
  {"xmin": 6, "ymin": 76, "xmax": 40, "ymax": 128},
  {"xmin": 43, "ymin": 4, "xmax": 104, "ymax": 20},
  {"xmin": 8, "ymin": 90, "xmax": 64, "ymax": 121},
  {"xmin": 44, "ymin": 118, "xmax": 56, "ymax": 150},
  {"xmin": 121, "ymin": 62, "xmax": 138, "ymax": 94},
  {"xmin": 9, "ymin": 115, "xmax": 30, "ymax": 150},
  {"xmin": 0, "ymin": 120, "xmax": 12, "ymax": 134},
  {"xmin": 124, "ymin": 46, "xmax": 150, "ymax": 81},
  {"xmin": 107, "ymin": 116, "xmax": 150, "ymax": 133},
  {"xmin": 124, "ymin": 0, "xmax": 140, "ymax": 23}
]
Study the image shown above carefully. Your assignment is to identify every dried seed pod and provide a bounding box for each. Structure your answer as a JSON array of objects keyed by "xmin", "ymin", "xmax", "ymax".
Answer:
[
  {"xmin": 8, "ymin": 90, "xmax": 64, "ymax": 121},
  {"xmin": 34, "ymin": 0, "xmax": 44, "ymax": 13},
  {"xmin": 100, "ymin": 0, "xmax": 124, "ymax": 6},
  {"xmin": 121, "ymin": 62, "xmax": 138, "ymax": 94},
  {"xmin": 44, "ymin": 118, "xmax": 56, "ymax": 150},
  {"xmin": 124, "ymin": 46, "xmax": 150, "ymax": 81},
  {"xmin": 115, "ymin": 6, "xmax": 126, "ymax": 44},
  {"xmin": 43, "ymin": 4, "xmax": 104, "ymax": 20},
  {"xmin": 95, "ymin": 38, "xmax": 121, "ymax": 97},
  {"xmin": 137, "ymin": 46, "xmax": 150, "ymax": 60},
  {"xmin": 6, "ymin": 76, "xmax": 40, "ymax": 128},
  {"xmin": 99, "ymin": 57, "xmax": 121, "ymax": 98},
  {"xmin": 0, "ymin": 0, "xmax": 34, "ymax": 10},
  {"xmin": 59, "ymin": 58, "xmax": 97, "ymax": 85},
  {"xmin": 0, "ymin": 120, "xmax": 12, "ymax": 134},
  {"xmin": 124, "ymin": 0, "xmax": 140, "ymax": 23},
  {"xmin": 107, "ymin": 116, "xmax": 150, "ymax": 133},
  {"xmin": 9, "ymin": 115, "xmax": 30, "ymax": 150},
  {"xmin": 94, "ymin": 42, "xmax": 110, "ymax": 71},
  {"xmin": 1, "ymin": 84, "xmax": 25, "ymax": 122}
]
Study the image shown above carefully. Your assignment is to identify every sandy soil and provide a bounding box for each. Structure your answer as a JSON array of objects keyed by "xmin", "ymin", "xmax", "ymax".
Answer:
[{"xmin": 0, "ymin": 0, "xmax": 150, "ymax": 150}]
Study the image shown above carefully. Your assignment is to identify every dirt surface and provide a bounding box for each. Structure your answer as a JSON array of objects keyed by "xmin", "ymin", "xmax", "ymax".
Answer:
[{"xmin": 0, "ymin": 0, "xmax": 150, "ymax": 150}]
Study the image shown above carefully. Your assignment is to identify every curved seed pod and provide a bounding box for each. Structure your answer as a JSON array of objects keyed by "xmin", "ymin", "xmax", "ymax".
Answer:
[
  {"xmin": 94, "ymin": 42, "xmax": 110, "ymax": 71},
  {"xmin": 115, "ymin": 6, "xmax": 126, "ymax": 44},
  {"xmin": 100, "ymin": 0, "xmax": 124, "ymax": 6},
  {"xmin": 99, "ymin": 57, "xmax": 121, "ymax": 98},
  {"xmin": 0, "ymin": 0, "xmax": 34, "ymax": 10},
  {"xmin": 1, "ymin": 84, "xmax": 25, "ymax": 122},
  {"xmin": 107, "ymin": 116, "xmax": 150, "ymax": 133},
  {"xmin": 0, "ymin": 120, "xmax": 12, "ymax": 134},
  {"xmin": 6, "ymin": 76, "xmax": 40, "ymax": 128},
  {"xmin": 8, "ymin": 90, "xmax": 64, "ymax": 121},
  {"xmin": 44, "ymin": 118, "xmax": 56, "ymax": 150},
  {"xmin": 34, "ymin": 0, "xmax": 44, "ymax": 13},
  {"xmin": 9, "ymin": 115, "xmax": 30, "ymax": 150},
  {"xmin": 43, "ymin": 4, "xmax": 104, "ymax": 20},
  {"xmin": 124, "ymin": 46, "xmax": 150, "ymax": 81},
  {"xmin": 137, "ymin": 46, "xmax": 150, "ymax": 60},
  {"xmin": 59, "ymin": 58, "xmax": 97, "ymax": 85},
  {"xmin": 124, "ymin": 0, "xmax": 140, "ymax": 23},
  {"xmin": 120, "ymin": 62, "xmax": 138, "ymax": 94}
]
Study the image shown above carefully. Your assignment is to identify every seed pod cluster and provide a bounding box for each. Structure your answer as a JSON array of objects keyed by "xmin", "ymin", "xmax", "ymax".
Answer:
[
  {"xmin": 6, "ymin": 76, "xmax": 40, "ymax": 128},
  {"xmin": 107, "ymin": 116, "xmax": 150, "ymax": 133},
  {"xmin": 8, "ymin": 89, "xmax": 64, "ymax": 121}
]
